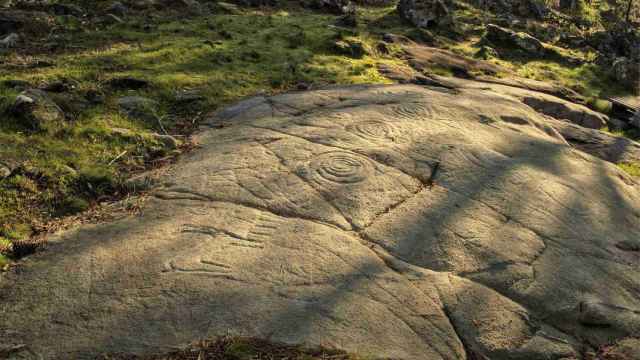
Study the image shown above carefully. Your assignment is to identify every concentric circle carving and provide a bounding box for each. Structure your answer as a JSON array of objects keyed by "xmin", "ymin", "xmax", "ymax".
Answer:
[
  {"xmin": 309, "ymin": 151, "xmax": 373, "ymax": 185},
  {"xmin": 347, "ymin": 120, "xmax": 397, "ymax": 141}
]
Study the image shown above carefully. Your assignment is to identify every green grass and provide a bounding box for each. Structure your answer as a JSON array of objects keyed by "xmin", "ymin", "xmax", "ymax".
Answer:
[
  {"xmin": 0, "ymin": 3, "xmax": 402, "ymax": 247},
  {"xmin": 0, "ymin": 0, "xmax": 634, "ymax": 252},
  {"xmin": 105, "ymin": 336, "xmax": 372, "ymax": 359},
  {"xmin": 618, "ymin": 163, "xmax": 640, "ymax": 177}
]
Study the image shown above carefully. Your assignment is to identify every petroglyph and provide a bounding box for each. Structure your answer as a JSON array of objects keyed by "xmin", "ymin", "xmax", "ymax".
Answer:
[
  {"xmin": 308, "ymin": 151, "xmax": 374, "ymax": 185},
  {"xmin": 2, "ymin": 83, "xmax": 640, "ymax": 359},
  {"xmin": 346, "ymin": 120, "xmax": 399, "ymax": 142},
  {"xmin": 389, "ymin": 102, "xmax": 434, "ymax": 120}
]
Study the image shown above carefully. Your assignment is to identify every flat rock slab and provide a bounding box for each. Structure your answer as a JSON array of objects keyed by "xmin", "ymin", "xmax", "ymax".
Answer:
[{"xmin": 2, "ymin": 84, "xmax": 640, "ymax": 359}]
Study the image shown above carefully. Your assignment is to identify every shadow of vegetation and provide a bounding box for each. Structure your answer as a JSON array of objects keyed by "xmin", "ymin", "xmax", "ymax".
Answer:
[{"xmin": 1, "ymin": 57, "xmax": 640, "ymax": 360}]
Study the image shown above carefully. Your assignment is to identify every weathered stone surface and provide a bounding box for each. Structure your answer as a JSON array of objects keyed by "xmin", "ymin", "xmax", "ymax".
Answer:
[
  {"xmin": 545, "ymin": 118, "xmax": 640, "ymax": 165},
  {"xmin": 0, "ymin": 162, "xmax": 11, "ymax": 179},
  {"xmin": 1, "ymin": 84, "xmax": 639, "ymax": 359},
  {"xmin": 485, "ymin": 23, "xmax": 545, "ymax": 55},
  {"xmin": 9, "ymin": 89, "xmax": 65, "ymax": 132},
  {"xmin": 425, "ymin": 75, "xmax": 608, "ymax": 129},
  {"xmin": 404, "ymin": 43, "xmax": 504, "ymax": 76}
]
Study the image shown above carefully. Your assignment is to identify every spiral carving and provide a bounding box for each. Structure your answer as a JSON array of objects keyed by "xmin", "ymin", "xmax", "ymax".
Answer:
[
  {"xmin": 309, "ymin": 151, "xmax": 373, "ymax": 185},
  {"xmin": 347, "ymin": 120, "xmax": 396, "ymax": 141},
  {"xmin": 390, "ymin": 103, "xmax": 433, "ymax": 120}
]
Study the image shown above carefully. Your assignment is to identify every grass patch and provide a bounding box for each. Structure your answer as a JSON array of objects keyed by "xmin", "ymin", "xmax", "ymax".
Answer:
[
  {"xmin": 104, "ymin": 336, "xmax": 372, "ymax": 359},
  {"xmin": 0, "ymin": 0, "xmax": 634, "ymax": 244},
  {"xmin": 618, "ymin": 163, "xmax": 640, "ymax": 177},
  {"xmin": 0, "ymin": 4, "xmax": 401, "ymax": 240}
]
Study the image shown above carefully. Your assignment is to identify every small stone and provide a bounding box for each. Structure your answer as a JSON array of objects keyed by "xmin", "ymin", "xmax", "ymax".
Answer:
[
  {"xmin": 175, "ymin": 89, "xmax": 205, "ymax": 103},
  {"xmin": 578, "ymin": 301, "xmax": 611, "ymax": 326},
  {"xmin": 152, "ymin": 133, "xmax": 181, "ymax": 149},
  {"xmin": 9, "ymin": 89, "xmax": 65, "ymax": 132},
  {"xmin": 334, "ymin": 38, "xmax": 368, "ymax": 58},
  {"xmin": 0, "ymin": 162, "xmax": 11, "ymax": 179}
]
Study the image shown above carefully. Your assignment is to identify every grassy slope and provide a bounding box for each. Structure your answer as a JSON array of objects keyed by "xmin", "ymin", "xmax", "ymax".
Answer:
[
  {"xmin": 0, "ymin": 3, "xmax": 401, "ymax": 262},
  {"xmin": 0, "ymin": 0, "xmax": 636, "ymax": 265}
]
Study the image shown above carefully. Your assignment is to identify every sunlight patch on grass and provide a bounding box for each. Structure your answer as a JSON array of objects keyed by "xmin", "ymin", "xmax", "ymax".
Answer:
[{"xmin": 618, "ymin": 163, "xmax": 640, "ymax": 178}]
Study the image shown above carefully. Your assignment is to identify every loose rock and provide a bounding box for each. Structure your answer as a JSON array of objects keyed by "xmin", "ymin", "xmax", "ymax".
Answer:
[
  {"xmin": 9, "ymin": 89, "xmax": 65, "ymax": 132},
  {"xmin": 334, "ymin": 38, "xmax": 368, "ymax": 58},
  {"xmin": 484, "ymin": 23, "xmax": 545, "ymax": 56},
  {"xmin": 0, "ymin": 162, "xmax": 11, "ymax": 179}
]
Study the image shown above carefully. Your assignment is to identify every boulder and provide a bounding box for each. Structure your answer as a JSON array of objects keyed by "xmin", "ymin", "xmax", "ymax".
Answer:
[
  {"xmin": 117, "ymin": 96, "xmax": 159, "ymax": 122},
  {"xmin": 333, "ymin": 38, "xmax": 369, "ymax": 58},
  {"xmin": 397, "ymin": 0, "xmax": 451, "ymax": 28},
  {"xmin": 484, "ymin": 23, "xmax": 545, "ymax": 56},
  {"xmin": 9, "ymin": 89, "xmax": 65, "ymax": 132},
  {"xmin": 2, "ymin": 83, "xmax": 640, "ymax": 359}
]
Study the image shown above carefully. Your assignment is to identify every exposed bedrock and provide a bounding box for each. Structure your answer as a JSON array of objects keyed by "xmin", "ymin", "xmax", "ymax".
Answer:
[{"xmin": 1, "ymin": 83, "xmax": 638, "ymax": 359}]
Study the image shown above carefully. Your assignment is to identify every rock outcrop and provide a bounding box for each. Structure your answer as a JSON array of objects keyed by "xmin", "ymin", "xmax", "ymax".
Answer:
[
  {"xmin": 484, "ymin": 24, "xmax": 545, "ymax": 56},
  {"xmin": 1, "ymin": 84, "xmax": 639, "ymax": 359}
]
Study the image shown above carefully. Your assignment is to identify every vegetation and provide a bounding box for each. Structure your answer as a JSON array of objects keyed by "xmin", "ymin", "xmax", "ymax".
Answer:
[
  {"xmin": 103, "ymin": 336, "xmax": 370, "ymax": 359},
  {"xmin": 0, "ymin": 0, "xmax": 636, "ymax": 263},
  {"xmin": 619, "ymin": 162, "xmax": 640, "ymax": 177}
]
